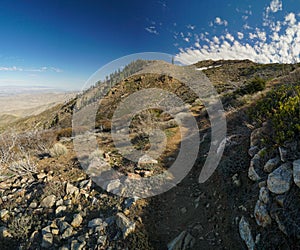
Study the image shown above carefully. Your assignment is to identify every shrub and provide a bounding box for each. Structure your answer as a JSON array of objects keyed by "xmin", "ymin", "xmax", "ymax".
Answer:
[
  {"xmin": 56, "ymin": 127, "xmax": 73, "ymax": 140},
  {"xmin": 50, "ymin": 142, "xmax": 68, "ymax": 157},
  {"xmin": 236, "ymin": 77, "xmax": 266, "ymax": 96},
  {"xmin": 8, "ymin": 154, "xmax": 37, "ymax": 176},
  {"xmin": 8, "ymin": 214, "xmax": 34, "ymax": 239},
  {"xmin": 249, "ymin": 84, "xmax": 300, "ymax": 144}
]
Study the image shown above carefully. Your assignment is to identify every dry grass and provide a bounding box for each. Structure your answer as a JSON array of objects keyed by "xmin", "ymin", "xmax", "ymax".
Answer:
[{"xmin": 50, "ymin": 142, "xmax": 68, "ymax": 157}]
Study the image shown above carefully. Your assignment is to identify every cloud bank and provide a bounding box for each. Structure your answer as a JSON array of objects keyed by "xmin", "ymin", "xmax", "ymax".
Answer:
[{"xmin": 176, "ymin": 0, "xmax": 300, "ymax": 65}]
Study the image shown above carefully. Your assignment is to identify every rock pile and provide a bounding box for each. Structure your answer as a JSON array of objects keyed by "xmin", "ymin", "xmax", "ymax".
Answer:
[
  {"xmin": 0, "ymin": 172, "xmax": 140, "ymax": 249},
  {"xmin": 240, "ymin": 126, "xmax": 300, "ymax": 249}
]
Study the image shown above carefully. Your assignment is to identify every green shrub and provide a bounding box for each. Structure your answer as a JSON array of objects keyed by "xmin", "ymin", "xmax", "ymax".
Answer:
[
  {"xmin": 236, "ymin": 77, "xmax": 266, "ymax": 95},
  {"xmin": 249, "ymin": 84, "xmax": 300, "ymax": 144}
]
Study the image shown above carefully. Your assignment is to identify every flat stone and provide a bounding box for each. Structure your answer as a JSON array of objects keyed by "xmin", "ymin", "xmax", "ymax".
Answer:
[
  {"xmin": 264, "ymin": 157, "xmax": 280, "ymax": 173},
  {"xmin": 239, "ymin": 217, "xmax": 255, "ymax": 250},
  {"xmin": 254, "ymin": 200, "xmax": 271, "ymax": 227},
  {"xmin": 293, "ymin": 159, "xmax": 300, "ymax": 188},
  {"xmin": 138, "ymin": 154, "xmax": 158, "ymax": 166},
  {"xmin": 40, "ymin": 195, "xmax": 56, "ymax": 208},
  {"xmin": 116, "ymin": 212, "xmax": 136, "ymax": 239},
  {"xmin": 267, "ymin": 163, "xmax": 292, "ymax": 194}
]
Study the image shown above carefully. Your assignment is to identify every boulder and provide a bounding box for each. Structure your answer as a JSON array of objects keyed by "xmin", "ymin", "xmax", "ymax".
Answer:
[{"xmin": 267, "ymin": 163, "xmax": 292, "ymax": 194}]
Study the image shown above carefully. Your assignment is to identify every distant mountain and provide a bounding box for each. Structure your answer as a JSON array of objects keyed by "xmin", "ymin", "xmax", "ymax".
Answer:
[{"xmin": 0, "ymin": 85, "xmax": 66, "ymax": 97}]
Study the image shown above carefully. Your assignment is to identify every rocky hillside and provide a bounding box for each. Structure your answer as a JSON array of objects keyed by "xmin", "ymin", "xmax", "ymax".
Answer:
[{"xmin": 0, "ymin": 59, "xmax": 300, "ymax": 249}]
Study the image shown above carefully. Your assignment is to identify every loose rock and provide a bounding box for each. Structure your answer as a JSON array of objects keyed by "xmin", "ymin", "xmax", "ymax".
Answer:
[
  {"xmin": 239, "ymin": 217, "xmax": 255, "ymax": 250},
  {"xmin": 254, "ymin": 200, "xmax": 271, "ymax": 227},
  {"xmin": 293, "ymin": 159, "xmax": 300, "ymax": 188},
  {"xmin": 115, "ymin": 212, "xmax": 136, "ymax": 239},
  {"xmin": 71, "ymin": 214, "xmax": 83, "ymax": 228},
  {"xmin": 259, "ymin": 187, "xmax": 270, "ymax": 204},
  {"xmin": 267, "ymin": 163, "xmax": 292, "ymax": 194},
  {"xmin": 264, "ymin": 157, "xmax": 280, "ymax": 173},
  {"xmin": 40, "ymin": 195, "xmax": 56, "ymax": 208},
  {"xmin": 41, "ymin": 233, "xmax": 53, "ymax": 248}
]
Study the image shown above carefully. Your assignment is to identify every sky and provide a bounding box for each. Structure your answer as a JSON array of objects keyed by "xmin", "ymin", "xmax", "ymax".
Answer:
[{"xmin": 0, "ymin": 0, "xmax": 300, "ymax": 90}]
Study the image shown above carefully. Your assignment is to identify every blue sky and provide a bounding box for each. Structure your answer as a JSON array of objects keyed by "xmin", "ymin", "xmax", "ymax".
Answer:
[{"xmin": 0, "ymin": 0, "xmax": 299, "ymax": 90}]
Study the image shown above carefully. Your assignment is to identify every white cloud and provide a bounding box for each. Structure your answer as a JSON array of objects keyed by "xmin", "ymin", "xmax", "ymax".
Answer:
[
  {"xmin": 183, "ymin": 37, "xmax": 190, "ymax": 42},
  {"xmin": 269, "ymin": 0, "xmax": 282, "ymax": 13},
  {"xmin": 212, "ymin": 36, "xmax": 220, "ymax": 44},
  {"xmin": 249, "ymin": 33, "xmax": 257, "ymax": 40},
  {"xmin": 225, "ymin": 33, "xmax": 235, "ymax": 42},
  {"xmin": 0, "ymin": 66, "xmax": 63, "ymax": 73},
  {"xmin": 263, "ymin": 0, "xmax": 283, "ymax": 27},
  {"xmin": 175, "ymin": 11, "xmax": 300, "ymax": 65},
  {"xmin": 243, "ymin": 23, "xmax": 251, "ymax": 30},
  {"xmin": 174, "ymin": 0, "xmax": 300, "ymax": 65},
  {"xmin": 285, "ymin": 13, "xmax": 296, "ymax": 26},
  {"xmin": 187, "ymin": 24, "xmax": 196, "ymax": 30},
  {"xmin": 214, "ymin": 17, "xmax": 228, "ymax": 26},
  {"xmin": 237, "ymin": 32, "xmax": 244, "ymax": 39},
  {"xmin": 0, "ymin": 66, "xmax": 22, "ymax": 71},
  {"xmin": 145, "ymin": 26, "xmax": 159, "ymax": 35}
]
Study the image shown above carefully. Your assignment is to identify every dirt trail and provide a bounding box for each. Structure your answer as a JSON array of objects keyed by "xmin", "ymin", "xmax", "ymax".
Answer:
[{"xmin": 136, "ymin": 111, "xmax": 252, "ymax": 249}]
